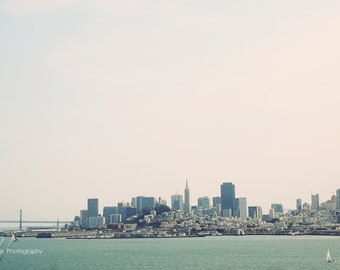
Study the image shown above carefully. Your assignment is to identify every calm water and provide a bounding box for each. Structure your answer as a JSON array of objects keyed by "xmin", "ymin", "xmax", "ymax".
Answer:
[{"xmin": 0, "ymin": 235, "xmax": 339, "ymax": 269}]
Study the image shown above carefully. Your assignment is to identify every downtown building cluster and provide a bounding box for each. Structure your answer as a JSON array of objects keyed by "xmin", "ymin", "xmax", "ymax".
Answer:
[{"xmin": 73, "ymin": 181, "xmax": 340, "ymax": 229}]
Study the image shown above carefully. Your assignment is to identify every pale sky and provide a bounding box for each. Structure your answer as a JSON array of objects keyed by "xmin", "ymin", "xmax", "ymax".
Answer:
[{"xmin": 1, "ymin": 0, "xmax": 340, "ymax": 221}]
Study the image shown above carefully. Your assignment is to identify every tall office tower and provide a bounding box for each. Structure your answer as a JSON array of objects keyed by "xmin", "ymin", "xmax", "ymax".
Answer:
[
  {"xmin": 296, "ymin": 199, "xmax": 302, "ymax": 212},
  {"xmin": 184, "ymin": 179, "xmax": 191, "ymax": 214},
  {"xmin": 271, "ymin": 203, "xmax": 283, "ymax": 213},
  {"xmin": 213, "ymin": 197, "xmax": 221, "ymax": 207},
  {"xmin": 118, "ymin": 202, "xmax": 137, "ymax": 221},
  {"xmin": 311, "ymin": 194, "xmax": 319, "ymax": 211},
  {"xmin": 197, "ymin": 196, "xmax": 211, "ymax": 210},
  {"xmin": 171, "ymin": 194, "xmax": 184, "ymax": 211},
  {"xmin": 215, "ymin": 204, "xmax": 222, "ymax": 216},
  {"xmin": 235, "ymin": 197, "xmax": 247, "ymax": 218},
  {"xmin": 303, "ymin": 202, "xmax": 310, "ymax": 211},
  {"xmin": 89, "ymin": 216, "xmax": 105, "ymax": 227},
  {"xmin": 337, "ymin": 189, "xmax": 340, "ymax": 209},
  {"xmin": 80, "ymin": 209, "xmax": 88, "ymax": 227},
  {"xmin": 87, "ymin": 198, "xmax": 99, "ymax": 218},
  {"xmin": 220, "ymin": 182, "xmax": 235, "ymax": 217},
  {"xmin": 248, "ymin": 206, "xmax": 263, "ymax": 219},
  {"xmin": 131, "ymin": 197, "xmax": 137, "ymax": 208},
  {"xmin": 103, "ymin": 206, "xmax": 119, "ymax": 225},
  {"xmin": 136, "ymin": 196, "xmax": 156, "ymax": 212}
]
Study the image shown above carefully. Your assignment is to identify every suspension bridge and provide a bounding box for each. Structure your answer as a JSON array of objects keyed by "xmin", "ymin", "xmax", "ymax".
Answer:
[{"xmin": 0, "ymin": 210, "xmax": 72, "ymax": 230}]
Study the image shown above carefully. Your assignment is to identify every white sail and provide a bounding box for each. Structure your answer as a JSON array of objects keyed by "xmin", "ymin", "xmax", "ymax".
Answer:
[
  {"xmin": 327, "ymin": 249, "xmax": 335, "ymax": 263},
  {"xmin": 327, "ymin": 250, "xmax": 331, "ymax": 261}
]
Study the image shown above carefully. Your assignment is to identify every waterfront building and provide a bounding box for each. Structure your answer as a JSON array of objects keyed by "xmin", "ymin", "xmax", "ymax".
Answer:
[
  {"xmin": 80, "ymin": 209, "xmax": 88, "ymax": 227},
  {"xmin": 220, "ymin": 182, "xmax": 235, "ymax": 217},
  {"xmin": 171, "ymin": 194, "xmax": 184, "ymax": 211},
  {"xmin": 103, "ymin": 206, "xmax": 119, "ymax": 225},
  {"xmin": 337, "ymin": 189, "xmax": 340, "ymax": 209},
  {"xmin": 248, "ymin": 206, "xmax": 263, "ymax": 219},
  {"xmin": 184, "ymin": 180, "xmax": 191, "ymax": 214},
  {"xmin": 88, "ymin": 198, "xmax": 99, "ymax": 219},
  {"xmin": 235, "ymin": 197, "xmax": 247, "ymax": 218},
  {"xmin": 296, "ymin": 199, "xmax": 302, "ymax": 212},
  {"xmin": 213, "ymin": 197, "xmax": 221, "ymax": 207},
  {"xmin": 136, "ymin": 196, "xmax": 156, "ymax": 212},
  {"xmin": 311, "ymin": 194, "xmax": 319, "ymax": 211},
  {"xmin": 271, "ymin": 203, "xmax": 283, "ymax": 214},
  {"xmin": 197, "ymin": 196, "xmax": 211, "ymax": 210}
]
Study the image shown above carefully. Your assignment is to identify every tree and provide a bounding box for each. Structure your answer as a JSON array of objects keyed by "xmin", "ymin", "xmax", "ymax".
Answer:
[{"xmin": 155, "ymin": 205, "xmax": 170, "ymax": 215}]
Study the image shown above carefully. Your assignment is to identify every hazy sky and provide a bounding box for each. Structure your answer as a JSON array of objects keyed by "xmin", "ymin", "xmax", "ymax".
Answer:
[{"xmin": 1, "ymin": 0, "xmax": 340, "ymax": 221}]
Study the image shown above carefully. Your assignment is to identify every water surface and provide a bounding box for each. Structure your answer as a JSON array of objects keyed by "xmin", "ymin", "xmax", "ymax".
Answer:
[{"xmin": 0, "ymin": 235, "xmax": 339, "ymax": 269}]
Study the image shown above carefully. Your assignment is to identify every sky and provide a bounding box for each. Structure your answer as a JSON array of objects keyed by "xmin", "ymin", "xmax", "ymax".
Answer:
[{"xmin": 1, "ymin": 0, "xmax": 340, "ymax": 221}]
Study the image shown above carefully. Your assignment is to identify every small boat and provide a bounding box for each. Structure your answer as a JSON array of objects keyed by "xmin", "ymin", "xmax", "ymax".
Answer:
[
  {"xmin": 10, "ymin": 232, "xmax": 18, "ymax": 242},
  {"xmin": 327, "ymin": 249, "xmax": 335, "ymax": 263}
]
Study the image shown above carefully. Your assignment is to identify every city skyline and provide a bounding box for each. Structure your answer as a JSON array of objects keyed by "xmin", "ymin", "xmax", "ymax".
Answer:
[
  {"xmin": 76, "ymin": 181, "xmax": 339, "ymax": 218},
  {"xmin": 1, "ymin": 1, "xmax": 340, "ymax": 221},
  {"xmin": 70, "ymin": 182, "xmax": 340, "ymax": 229},
  {"xmin": 0, "ymin": 180, "xmax": 339, "ymax": 222}
]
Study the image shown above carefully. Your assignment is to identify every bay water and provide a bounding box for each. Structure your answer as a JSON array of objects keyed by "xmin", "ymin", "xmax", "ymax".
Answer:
[{"xmin": 0, "ymin": 235, "xmax": 339, "ymax": 269}]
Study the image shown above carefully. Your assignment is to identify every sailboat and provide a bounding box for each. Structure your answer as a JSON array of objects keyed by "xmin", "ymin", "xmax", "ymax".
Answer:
[
  {"xmin": 10, "ymin": 232, "xmax": 18, "ymax": 242},
  {"xmin": 327, "ymin": 249, "xmax": 335, "ymax": 263}
]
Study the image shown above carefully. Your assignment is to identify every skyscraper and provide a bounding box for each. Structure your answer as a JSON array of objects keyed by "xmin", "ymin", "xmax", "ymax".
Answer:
[
  {"xmin": 271, "ymin": 203, "xmax": 283, "ymax": 213},
  {"xmin": 136, "ymin": 196, "xmax": 155, "ymax": 212},
  {"xmin": 197, "ymin": 196, "xmax": 211, "ymax": 210},
  {"xmin": 103, "ymin": 206, "xmax": 119, "ymax": 225},
  {"xmin": 80, "ymin": 209, "xmax": 88, "ymax": 227},
  {"xmin": 184, "ymin": 179, "xmax": 191, "ymax": 214},
  {"xmin": 311, "ymin": 194, "xmax": 319, "ymax": 211},
  {"xmin": 118, "ymin": 202, "xmax": 137, "ymax": 221},
  {"xmin": 220, "ymin": 182, "xmax": 235, "ymax": 217},
  {"xmin": 171, "ymin": 194, "xmax": 184, "ymax": 211},
  {"xmin": 336, "ymin": 189, "xmax": 340, "ymax": 209},
  {"xmin": 213, "ymin": 197, "xmax": 221, "ymax": 207},
  {"xmin": 248, "ymin": 206, "xmax": 263, "ymax": 219},
  {"xmin": 296, "ymin": 199, "xmax": 302, "ymax": 212},
  {"xmin": 87, "ymin": 198, "xmax": 98, "ymax": 219},
  {"xmin": 235, "ymin": 197, "xmax": 247, "ymax": 218}
]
